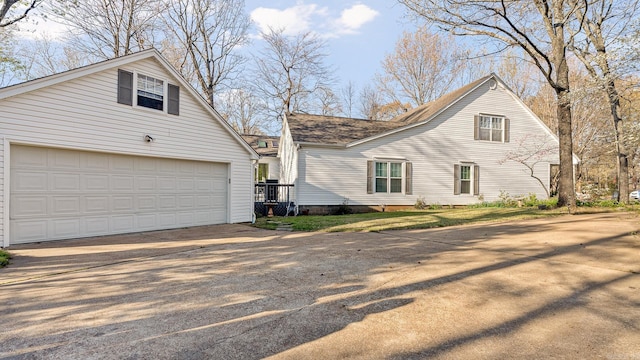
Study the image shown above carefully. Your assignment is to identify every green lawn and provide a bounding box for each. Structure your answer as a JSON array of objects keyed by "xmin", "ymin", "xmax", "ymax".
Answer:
[{"xmin": 254, "ymin": 207, "xmax": 570, "ymax": 232}]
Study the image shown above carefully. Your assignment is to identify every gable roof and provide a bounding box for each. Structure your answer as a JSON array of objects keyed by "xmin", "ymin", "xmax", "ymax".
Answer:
[
  {"xmin": 285, "ymin": 75, "xmax": 494, "ymax": 146},
  {"xmin": 241, "ymin": 135, "xmax": 280, "ymax": 156},
  {"xmin": 0, "ymin": 48, "xmax": 259, "ymax": 159}
]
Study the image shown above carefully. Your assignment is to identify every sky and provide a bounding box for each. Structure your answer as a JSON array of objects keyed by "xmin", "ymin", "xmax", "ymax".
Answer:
[
  {"xmin": 13, "ymin": 1, "xmax": 415, "ymax": 91},
  {"xmin": 244, "ymin": 0, "xmax": 415, "ymax": 90}
]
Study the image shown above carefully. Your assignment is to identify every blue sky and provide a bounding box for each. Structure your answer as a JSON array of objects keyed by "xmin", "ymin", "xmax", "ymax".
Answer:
[{"xmin": 245, "ymin": 1, "xmax": 415, "ymax": 90}]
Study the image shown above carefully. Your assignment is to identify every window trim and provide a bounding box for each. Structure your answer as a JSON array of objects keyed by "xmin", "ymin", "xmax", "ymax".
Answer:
[
  {"xmin": 367, "ymin": 159, "xmax": 412, "ymax": 195},
  {"xmin": 117, "ymin": 69, "xmax": 180, "ymax": 115},
  {"xmin": 474, "ymin": 114, "xmax": 510, "ymax": 143},
  {"xmin": 454, "ymin": 163, "xmax": 480, "ymax": 196}
]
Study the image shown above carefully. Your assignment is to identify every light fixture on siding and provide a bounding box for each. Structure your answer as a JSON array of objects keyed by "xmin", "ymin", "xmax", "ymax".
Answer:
[{"xmin": 144, "ymin": 134, "xmax": 154, "ymax": 142}]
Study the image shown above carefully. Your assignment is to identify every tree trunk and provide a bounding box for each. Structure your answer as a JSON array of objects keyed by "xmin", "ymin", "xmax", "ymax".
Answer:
[{"xmin": 605, "ymin": 81, "xmax": 629, "ymax": 204}]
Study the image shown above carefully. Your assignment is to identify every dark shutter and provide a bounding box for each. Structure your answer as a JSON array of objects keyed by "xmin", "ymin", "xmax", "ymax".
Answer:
[
  {"xmin": 405, "ymin": 162, "xmax": 413, "ymax": 195},
  {"xmin": 168, "ymin": 84, "xmax": 180, "ymax": 115},
  {"xmin": 473, "ymin": 165, "xmax": 480, "ymax": 195},
  {"xmin": 117, "ymin": 69, "xmax": 133, "ymax": 105},
  {"xmin": 474, "ymin": 115, "xmax": 480, "ymax": 140},
  {"xmin": 504, "ymin": 118, "xmax": 510, "ymax": 142},
  {"xmin": 367, "ymin": 160, "xmax": 374, "ymax": 194},
  {"xmin": 454, "ymin": 164, "xmax": 460, "ymax": 195}
]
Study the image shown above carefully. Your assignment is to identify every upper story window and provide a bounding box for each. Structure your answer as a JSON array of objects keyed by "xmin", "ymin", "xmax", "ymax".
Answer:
[
  {"xmin": 475, "ymin": 114, "xmax": 509, "ymax": 142},
  {"xmin": 258, "ymin": 140, "xmax": 268, "ymax": 148},
  {"xmin": 117, "ymin": 69, "xmax": 180, "ymax": 115},
  {"xmin": 137, "ymin": 74, "xmax": 164, "ymax": 110}
]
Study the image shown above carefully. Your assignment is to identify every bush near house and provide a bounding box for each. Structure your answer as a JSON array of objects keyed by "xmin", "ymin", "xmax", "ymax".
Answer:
[{"xmin": 0, "ymin": 249, "xmax": 11, "ymax": 268}]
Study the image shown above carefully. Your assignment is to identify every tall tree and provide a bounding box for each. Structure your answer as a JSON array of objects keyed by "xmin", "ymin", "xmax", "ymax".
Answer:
[
  {"xmin": 340, "ymin": 80, "xmax": 357, "ymax": 118},
  {"xmin": 377, "ymin": 27, "xmax": 468, "ymax": 107},
  {"xmin": 53, "ymin": 0, "xmax": 163, "ymax": 59},
  {"xmin": 567, "ymin": 0, "xmax": 640, "ymax": 203},
  {"xmin": 0, "ymin": 0, "xmax": 40, "ymax": 27},
  {"xmin": 163, "ymin": 0, "xmax": 250, "ymax": 106},
  {"xmin": 216, "ymin": 87, "xmax": 266, "ymax": 135},
  {"xmin": 398, "ymin": 0, "xmax": 586, "ymax": 209},
  {"xmin": 253, "ymin": 28, "xmax": 334, "ymax": 123}
]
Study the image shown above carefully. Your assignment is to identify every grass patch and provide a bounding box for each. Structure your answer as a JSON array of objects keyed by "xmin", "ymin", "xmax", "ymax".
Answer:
[
  {"xmin": 254, "ymin": 207, "xmax": 567, "ymax": 232},
  {"xmin": 0, "ymin": 249, "xmax": 11, "ymax": 268}
]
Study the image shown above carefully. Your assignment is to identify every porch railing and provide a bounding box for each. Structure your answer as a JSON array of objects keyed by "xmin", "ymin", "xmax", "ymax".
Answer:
[{"xmin": 254, "ymin": 183, "xmax": 295, "ymax": 216}]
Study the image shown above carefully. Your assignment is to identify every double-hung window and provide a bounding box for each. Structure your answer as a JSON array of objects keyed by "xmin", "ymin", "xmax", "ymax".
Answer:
[
  {"xmin": 475, "ymin": 114, "xmax": 509, "ymax": 142},
  {"xmin": 137, "ymin": 74, "xmax": 164, "ymax": 110},
  {"xmin": 454, "ymin": 164, "xmax": 479, "ymax": 195},
  {"xmin": 368, "ymin": 160, "xmax": 412, "ymax": 194},
  {"xmin": 117, "ymin": 69, "xmax": 180, "ymax": 115}
]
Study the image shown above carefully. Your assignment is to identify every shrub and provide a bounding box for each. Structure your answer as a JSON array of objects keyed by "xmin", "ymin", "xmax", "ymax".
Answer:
[
  {"xmin": 0, "ymin": 249, "xmax": 11, "ymax": 268},
  {"xmin": 414, "ymin": 196, "xmax": 428, "ymax": 210},
  {"xmin": 332, "ymin": 198, "xmax": 353, "ymax": 215}
]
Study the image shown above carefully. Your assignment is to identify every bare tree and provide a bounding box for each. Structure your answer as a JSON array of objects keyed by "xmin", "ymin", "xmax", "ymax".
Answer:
[
  {"xmin": 0, "ymin": 26, "xmax": 23, "ymax": 85},
  {"xmin": 499, "ymin": 134, "xmax": 560, "ymax": 197},
  {"xmin": 253, "ymin": 28, "xmax": 334, "ymax": 123},
  {"xmin": 567, "ymin": 0, "xmax": 640, "ymax": 203},
  {"xmin": 0, "ymin": 0, "xmax": 40, "ymax": 27},
  {"xmin": 377, "ymin": 27, "xmax": 467, "ymax": 107},
  {"xmin": 340, "ymin": 80, "xmax": 357, "ymax": 118},
  {"xmin": 216, "ymin": 87, "xmax": 267, "ymax": 135},
  {"xmin": 52, "ymin": 0, "xmax": 163, "ymax": 59},
  {"xmin": 163, "ymin": 0, "xmax": 250, "ymax": 106},
  {"xmin": 398, "ymin": 0, "xmax": 586, "ymax": 209},
  {"xmin": 316, "ymin": 87, "xmax": 342, "ymax": 116},
  {"xmin": 358, "ymin": 84, "xmax": 384, "ymax": 120}
]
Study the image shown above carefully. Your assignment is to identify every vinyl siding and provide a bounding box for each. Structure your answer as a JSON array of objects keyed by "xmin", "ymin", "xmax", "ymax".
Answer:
[
  {"xmin": 0, "ymin": 57, "xmax": 254, "ymax": 245},
  {"xmin": 294, "ymin": 80, "xmax": 558, "ymax": 206}
]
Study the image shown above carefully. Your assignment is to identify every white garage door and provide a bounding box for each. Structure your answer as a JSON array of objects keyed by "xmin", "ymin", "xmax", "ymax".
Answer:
[{"xmin": 10, "ymin": 145, "xmax": 228, "ymax": 244}]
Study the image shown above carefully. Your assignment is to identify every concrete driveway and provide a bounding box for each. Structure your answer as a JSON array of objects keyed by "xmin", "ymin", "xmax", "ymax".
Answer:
[{"xmin": 1, "ymin": 212, "xmax": 639, "ymax": 359}]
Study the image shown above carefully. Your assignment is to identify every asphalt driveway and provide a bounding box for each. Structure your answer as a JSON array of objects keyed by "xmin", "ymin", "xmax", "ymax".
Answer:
[{"xmin": 1, "ymin": 212, "xmax": 639, "ymax": 359}]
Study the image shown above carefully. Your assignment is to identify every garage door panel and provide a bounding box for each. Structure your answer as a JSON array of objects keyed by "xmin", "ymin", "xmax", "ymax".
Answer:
[
  {"xmin": 158, "ymin": 177, "xmax": 176, "ymax": 191},
  {"xmin": 13, "ymin": 171, "xmax": 48, "ymax": 191},
  {"xmin": 12, "ymin": 220, "xmax": 48, "ymax": 244},
  {"xmin": 137, "ymin": 214, "xmax": 158, "ymax": 229},
  {"xmin": 84, "ymin": 217, "xmax": 109, "ymax": 235},
  {"xmin": 138, "ymin": 195, "xmax": 157, "ymax": 210},
  {"xmin": 85, "ymin": 196, "xmax": 109, "ymax": 213},
  {"xmin": 10, "ymin": 146, "xmax": 228, "ymax": 244},
  {"xmin": 50, "ymin": 150, "xmax": 80, "ymax": 169},
  {"xmin": 111, "ymin": 155, "xmax": 135, "ymax": 172},
  {"xmin": 84, "ymin": 175, "xmax": 109, "ymax": 191},
  {"xmin": 51, "ymin": 219, "xmax": 80, "ymax": 238},
  {"xmin": 51, "ymin": 196, "xmax": 81, "ymax": 215},
  {"xmin": 111, "ymin": 215, "xmax": 135, "ymax": 232},
  {"xmin": 112, "ymin": 175, "xmax": 134, "ymax": 191},
  {"xmin": 11, "ymin": 196, "xmax": 48, "ymax": 217},
  {"xmin": 112, "ymin": 196, "xmax": 134, "ymax": 211},
  {"xmin": 52, "ymin": 173, "xmax": 81, "ymax": 191},
  {"xmin": 136, "ymin": 176, "xmax": 157, "ymax": 191}
]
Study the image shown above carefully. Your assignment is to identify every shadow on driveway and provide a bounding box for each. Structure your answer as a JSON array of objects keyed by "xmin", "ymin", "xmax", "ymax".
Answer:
[{"xmin": 1, "ymin": 212, "xmax": 639, "ymax": 359}]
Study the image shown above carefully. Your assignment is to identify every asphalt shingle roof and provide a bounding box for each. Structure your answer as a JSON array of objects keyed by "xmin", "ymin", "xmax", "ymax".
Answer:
[{"xmin": 286, "ymin": 75, "xmax": 492, "ymax": 146}]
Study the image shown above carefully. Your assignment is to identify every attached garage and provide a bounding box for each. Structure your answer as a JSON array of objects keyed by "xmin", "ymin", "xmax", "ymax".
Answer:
[
  {"xmin": 10, "ymin": 146, "xmax": 229, "ymax": 244},
  {"xmin": 0, "ymin": 50, "xmax": 258, "ymax": 246}
]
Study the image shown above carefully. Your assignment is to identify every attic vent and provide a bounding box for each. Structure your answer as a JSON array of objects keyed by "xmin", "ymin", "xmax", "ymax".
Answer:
[{"xmin": 489, "ymin": 79, "xmax": 497, "ymax": 90}]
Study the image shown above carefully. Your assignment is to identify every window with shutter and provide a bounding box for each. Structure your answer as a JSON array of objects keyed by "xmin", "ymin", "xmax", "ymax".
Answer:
[
  {"xmin": 454, "ymin": 163, "xmax": 479, "ymax": 195},
  {"xmin": 368, "ymin": 160, "xmax": 410, "ymax": 194}
]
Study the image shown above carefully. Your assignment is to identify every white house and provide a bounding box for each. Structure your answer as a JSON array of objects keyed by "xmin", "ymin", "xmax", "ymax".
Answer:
[
  {"xmin": 280, "ymin": 74, "xmax": 567, "ymax": 214},
  {"xmin": 241, "ymin": 135, "xmax": 280, "ymax": 182},
  {"xmin": 0, "ymin": 49, "xmax": 258, "ymax": 246}
]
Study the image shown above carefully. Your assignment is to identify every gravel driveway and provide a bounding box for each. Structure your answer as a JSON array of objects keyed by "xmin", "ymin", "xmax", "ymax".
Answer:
[{"xmin": 1, "ymin": 212, "xmax": 639, "ymax": 359}]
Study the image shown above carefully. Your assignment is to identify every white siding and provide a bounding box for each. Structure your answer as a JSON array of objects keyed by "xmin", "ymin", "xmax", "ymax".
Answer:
[
  {"xmin": 0, "ymin": 57, "xmax": 254, "ymax": 245},
  {"xmin": 294, "ymin": 81, "xmax": 558, "ymax": 206},
  {"xmin": 279, "ymin": 119, "xmax": 298, "ymax": 185}
]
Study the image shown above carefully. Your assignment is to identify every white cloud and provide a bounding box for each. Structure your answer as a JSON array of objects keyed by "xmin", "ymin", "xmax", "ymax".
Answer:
[
  {"xmin": 251, "ymin": 3, "xmax": 327, "ymax": 36},
  {"xmin": 334, "ymin": 4, "xmax": 379, "ymax": 34},
  {"xmin": 250, "ymin": 2, "xmax": 379, "ymax": 38}
]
